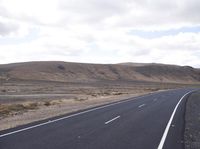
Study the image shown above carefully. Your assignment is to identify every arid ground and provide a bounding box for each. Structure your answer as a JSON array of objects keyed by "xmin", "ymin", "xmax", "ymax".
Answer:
[{"xmin": 185, "ymin": 91, "xmax": 200, "ymax": 149}]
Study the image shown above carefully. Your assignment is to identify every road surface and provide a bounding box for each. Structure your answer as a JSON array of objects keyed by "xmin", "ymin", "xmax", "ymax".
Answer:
[{"xmin": 0, "ymin": 88, "xmax": 195, "ymax": 149}]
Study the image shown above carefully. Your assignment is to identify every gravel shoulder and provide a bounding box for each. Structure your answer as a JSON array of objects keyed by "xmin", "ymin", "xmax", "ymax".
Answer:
[{"xmin": 185, "ymin": 91, "xmax": 200, "ymax": 149}]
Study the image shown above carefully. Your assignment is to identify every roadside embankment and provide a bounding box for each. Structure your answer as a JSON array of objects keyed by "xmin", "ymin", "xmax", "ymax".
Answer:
[{"xmin": 185, "ymin": 91, "xmax": 200, "ymax": 149}]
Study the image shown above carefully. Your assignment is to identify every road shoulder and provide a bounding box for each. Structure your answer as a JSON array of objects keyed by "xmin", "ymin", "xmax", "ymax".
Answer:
[{"xmin": 185, "ymin": 91, "xmax": 200, "ymax": 149}]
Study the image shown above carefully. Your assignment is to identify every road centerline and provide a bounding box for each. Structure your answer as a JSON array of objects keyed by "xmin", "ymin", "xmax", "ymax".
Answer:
[
  {"xmin": 105, "ymin": 116, "xmax": 120, "ymax": 125},
  {"xmin": 138, "ymin": 104, "xmax": 146, "ymax": 108}
]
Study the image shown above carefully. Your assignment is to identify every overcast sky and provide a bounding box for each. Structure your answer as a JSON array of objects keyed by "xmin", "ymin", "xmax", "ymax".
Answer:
[{"xmin": 0, "ymin": 0, "xmax": 200, "ymax": 67}]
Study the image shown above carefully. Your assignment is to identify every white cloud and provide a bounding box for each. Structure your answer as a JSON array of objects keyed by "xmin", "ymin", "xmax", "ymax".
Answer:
[
  {"xmin": 0, "ymin": 21, "xmax": 18, "ymax": 36},
  {"xmin": 0, "ymin": 0, "xmax": 200, "ymax": 67}
]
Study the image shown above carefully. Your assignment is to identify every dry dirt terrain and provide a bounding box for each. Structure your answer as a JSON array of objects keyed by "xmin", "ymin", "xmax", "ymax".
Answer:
[
  {"xmin": 185, "ymin": 91, "xmax": 200, "ymax": 149},
  {"xmin": 0, "ymin": 61, "xmax": 200, "ymax": 130}
]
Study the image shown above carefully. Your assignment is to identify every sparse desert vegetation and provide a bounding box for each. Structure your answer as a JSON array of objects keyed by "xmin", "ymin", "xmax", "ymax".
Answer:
[{"xmin": 0, "ymin": 102, "xmax": 38, "ymax": 118}]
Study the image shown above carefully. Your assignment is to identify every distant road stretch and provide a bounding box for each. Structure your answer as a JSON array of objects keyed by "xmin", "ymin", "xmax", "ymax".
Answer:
[{"xmin": 0, "ymin": 88, "xmax": 195, "ymax": 149}]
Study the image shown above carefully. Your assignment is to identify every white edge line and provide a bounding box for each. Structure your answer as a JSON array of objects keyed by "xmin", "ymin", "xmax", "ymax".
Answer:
[
  {"xmin": 105, "ymin": 116, "xmax": 120, "ymax": 125},
  {"xmin": 0, "ymin": 93, "xmax": 151, "ymax": 138},
  {"xmin": 157, "ymin": 91, "xmax": 193, "ymax": 149}
]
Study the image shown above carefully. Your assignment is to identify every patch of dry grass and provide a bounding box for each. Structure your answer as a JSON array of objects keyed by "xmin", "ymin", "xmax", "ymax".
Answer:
[{"xmin": 0, "ymin": 102, "xmax": 38, "ymax": 118}]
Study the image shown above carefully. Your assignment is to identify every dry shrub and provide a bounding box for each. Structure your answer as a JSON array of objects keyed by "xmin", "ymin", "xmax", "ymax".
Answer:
[{"xmin": 0, "ymin": 102, "xmax": 38, "ymax": 117}]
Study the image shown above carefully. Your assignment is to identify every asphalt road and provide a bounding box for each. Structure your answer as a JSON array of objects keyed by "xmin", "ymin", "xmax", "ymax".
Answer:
[{"xmin": 0, "ymin": 88, "xmax": 195, "ymax": 149}]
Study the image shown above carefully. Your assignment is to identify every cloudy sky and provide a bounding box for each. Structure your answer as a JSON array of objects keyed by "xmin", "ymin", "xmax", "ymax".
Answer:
[{"xmin": 0, "ymin": 0, "xmax": 200, "ymax": 67}]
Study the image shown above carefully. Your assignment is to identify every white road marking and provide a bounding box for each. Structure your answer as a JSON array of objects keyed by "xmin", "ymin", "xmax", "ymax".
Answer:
[
  {"xmin": 138, "ymin": 104, "xmax": 146, "ymax": 108},
  {"xmin": 157, "ymin": 91, "xmax": 194, "ymax": 149},
  {"xmin": 171, "ymin": 124, "xmax": 175, "ymax": 127},
  {"xmin": 105, "ymin": 116, "xmax": 120, "ymax": 125},
  {"xmin": 0, "ymin": 93, "xmax": 151, "ymax": 138}
]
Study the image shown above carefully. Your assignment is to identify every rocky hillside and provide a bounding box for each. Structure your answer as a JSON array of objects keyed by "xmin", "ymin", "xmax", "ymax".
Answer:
[{"xmin": 0, "ymin": 61, "xmax": 200, "ymax": 84}]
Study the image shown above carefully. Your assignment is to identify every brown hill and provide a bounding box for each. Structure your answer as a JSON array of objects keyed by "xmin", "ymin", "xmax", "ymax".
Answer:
[{"xmin": 0, "ymin": 61, "xmax": 200, "ymax": 84}]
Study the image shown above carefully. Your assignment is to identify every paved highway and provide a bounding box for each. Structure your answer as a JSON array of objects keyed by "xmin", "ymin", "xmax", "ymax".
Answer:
[{"xmin": 0, "ymin": 88, "xmax": 195, "ymax": 149}]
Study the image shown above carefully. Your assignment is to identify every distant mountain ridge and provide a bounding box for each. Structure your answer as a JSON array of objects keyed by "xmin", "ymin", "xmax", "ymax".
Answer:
[{"xmin": 0, "ymin": 61, "xmax": 200, "ymax": 84}]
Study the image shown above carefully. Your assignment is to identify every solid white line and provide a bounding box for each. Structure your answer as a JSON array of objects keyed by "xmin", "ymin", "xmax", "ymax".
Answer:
[
  {"xmin": 157, "ymin": 91, "xmax": 193, "ymax": 149},
  {"xmin": 0, "ymin": 93, "xmax": 151, "ymax": 138},
  {"xmin": 105, "ymin": 116, "xmax": 120, "ymax": 125},
  {"xmin": 138, "ymin": 104, "xmax": 146, "ymax": 108}
]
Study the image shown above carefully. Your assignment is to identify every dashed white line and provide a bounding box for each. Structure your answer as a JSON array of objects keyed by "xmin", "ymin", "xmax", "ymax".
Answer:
[
  {"xmin": 138, "ymin": 104, "xmax": 146, "ymax": 108},
  {"xmin": 105, "ymin": 116, "xmax": 120, "ymax": 125},
  {"xmin": 157, "ymin": 91, "xmax": 193, "ymax": 149}
]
